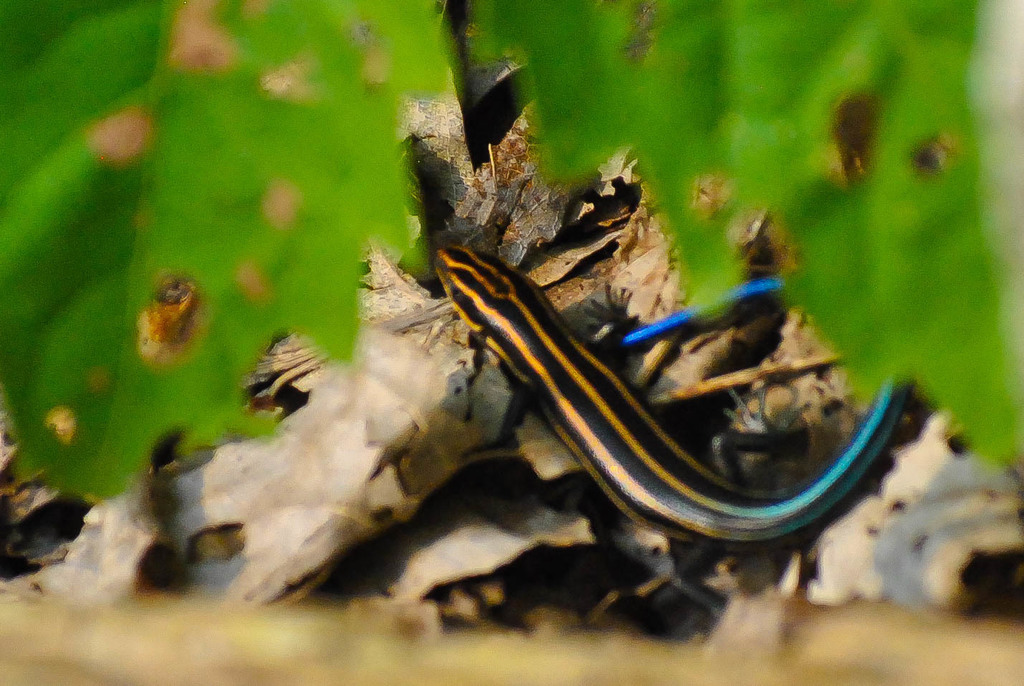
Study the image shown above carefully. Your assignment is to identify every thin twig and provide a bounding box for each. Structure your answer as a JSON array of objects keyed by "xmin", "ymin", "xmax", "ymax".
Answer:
[{"xmin": 651, "ymin": 354, "xmax": 840, "ymax": 404}]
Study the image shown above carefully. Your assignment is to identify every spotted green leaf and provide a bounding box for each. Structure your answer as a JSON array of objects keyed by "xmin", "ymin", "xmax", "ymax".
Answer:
[
  {"xmin": 473, "ymin": 0, "xmax": 1018, "ymax": 458},
  {"xmin": 0, "ymin": 0, "xmax": 447, "ymax": 497}
]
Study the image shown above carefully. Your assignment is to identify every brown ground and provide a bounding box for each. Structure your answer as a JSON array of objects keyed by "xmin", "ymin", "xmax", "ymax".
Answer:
[{"xmin": 0, "ymin": 598, "xmax": 1019, "ymax": 686}]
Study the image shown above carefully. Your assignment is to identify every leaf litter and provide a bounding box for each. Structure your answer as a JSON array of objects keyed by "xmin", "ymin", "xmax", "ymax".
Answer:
[{"xmin": 0, "ymin": 53, "xmax": 1019, "ymax": 653}]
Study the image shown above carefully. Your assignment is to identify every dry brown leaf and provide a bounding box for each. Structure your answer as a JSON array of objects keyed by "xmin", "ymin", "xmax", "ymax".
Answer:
[
  {"xmin": 524, "ymin": 230, "xmax": 624, "ymax": 289},
  {"xmin": 388, "ymin": 356, "xmax": 515, "ymax": 497},
  {"xmin": 360, "ymin": 245, "xmax": 436, "ymax": 323},
  {"xmin": 875, "ymin": 449, "xmax": 1024, "ymax": 608},
  {"xmin": 808, "ymin": 497, "xmax": 889, "ymax": 604},
  {"xmin": 0, "ymin": 485, "xmax": 159, "ymax": 604},
  {"xmin": 334, "ymin": 492, "xmax": 593, "ymax": 601},
  {"xmin": 247, "ymin": 334, "xmax": 326, "ymax": 398},
  {"xmin": 542, "ymin": 200, "xmax": 676, "ymax": 338},
  {"xmin": 403, "ymin": 95, "xmax": 475, "ymax": 211},
  {"xmin": 514, "ymin": 414, "xmax": 579, "ymax": 481},
  {"xmin": 810, "ymin": 413, "xmax": 1024, "ymax": 609},
  {"xmin": 168, "ymin": 314, "xmax": 539, "ymax": 603},
  {"xmin": 166, "ymin": 329, "xmax": 454, "ymax": 602},
  {"xmin": 499, "ymin": 131, "xmax": 574, "ymax": 263},
  {"xmin": 608, "ymin": 207, "xmax": 677, "ymax": 324},
  {"xmin": 406, "ymin": 95, "xmax": 575, "ymax": 264},
  {"xmin": 360, "ymin": 247, "xmax": 457, "ymax": 357},
  {"xmin": 390, "ymin": 498, "xmax": 592, "ymax": 600},
  {"xmin": 810, "ymin": 415, "xmax": 957, "ymax": 605}
]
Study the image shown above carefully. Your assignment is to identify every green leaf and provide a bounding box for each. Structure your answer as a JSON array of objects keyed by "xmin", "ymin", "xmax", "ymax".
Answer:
[
  {"xmin": 0, "ymin": 0, "xmax": 447, "ymax": 497},
  {"xmin": 473, "ymin": 0, "xmax": 1019, "ymax": 458}
]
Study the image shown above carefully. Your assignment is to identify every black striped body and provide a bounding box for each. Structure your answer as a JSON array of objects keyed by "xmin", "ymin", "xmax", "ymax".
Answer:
[{"xmin": 436, "ymin": 246, "xmax": 907, "ymax": 542}]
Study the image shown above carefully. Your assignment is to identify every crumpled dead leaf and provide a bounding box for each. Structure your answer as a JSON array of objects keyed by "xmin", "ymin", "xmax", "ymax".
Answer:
[
  {"xmin": 0, "ymin": 484, "xmax": 161, "ymax": 605},
  {"xmin": 806, "ymin": 496, "xmax": 890, "ymax": 604},
  {"xmin": 391, "ymin": 497, "xmax": 593, "ymax": 601},
  {"xmin": 875, "ymin": 456, "xmax": 1024, "ymax": 608},
  {"xmin": 403, "ymin": 94, "xmax": 476, "ymax": 222},
  {"xmin": 540, "ymin": 204, "xmax": 674, "ymax": 323},
  {"xmin": 332, "ymin": 491, "xmax": 593, "ymax": 601},
  {"xmin": 810, "ymin": 413, "xmax": 1024, "ymax": 608},
  {"xmin": 525, "ymin": 229, "xmax": 624, "ymax": 288},
  {"xmin": 164, "ymin": 294, "xmax": 557, "ymax": 605},
  {"xmin": 494, "ymin": 115, "xmax": 575, "ymax": 266},
  {"xmin": 164, "ymin": 329, "xmax": 459, "ymax": 602},
  {"xmin": 360, "ymin": 245, "xmax": 437, "ymax": 323},
  {"xmin": 406, "ymin": 96, "xmax": 575, "ymax": 265},
  {"xmin": 247, "ymin": 334, "xmax": 326, "ymax": 405},
  {"xmin": 607, "ymin": 207, "xmax": 677, "ymax": 324}
]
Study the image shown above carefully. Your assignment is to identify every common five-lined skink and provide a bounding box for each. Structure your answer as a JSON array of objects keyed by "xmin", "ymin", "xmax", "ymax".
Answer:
[{"xmin": 436, "ymin": 245, "xmax": 909, "ymax": 543}]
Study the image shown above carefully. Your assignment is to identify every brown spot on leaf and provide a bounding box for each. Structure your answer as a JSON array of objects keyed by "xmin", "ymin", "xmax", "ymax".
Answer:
[
  {"xmin": 261, "ymin": 178, "xmax": 301, "ymax": 229},
  {"xmin": 133, "ymin": 206, "xmax": 154, "ymax": 230},
  {"xmin": 361, "ymin": 44, "xmax": 390, "ymax": 87},
  {"xmin": 350, "ymin": 21, "xmax": 390, "ymax": 87},
  {"xmin": 830, "ymin": 93, "xmax": 879, "ymax": 186},
  {"xmin": 86, "ymin": 367, "xmax": 111, "ymax": 394},
  {"xmin": 45, "ymin": 406, "xmax": 77, "ymax": 445},
  {"xmin": 242, "ymin": 0, "xmax": 271, "ymax": 18},
  {"xmin": 912, "ymin": 134, "xmax": 958, "ymax": 176},
  {"xmin": 87, "ymin": 106, "xmax": 153, "ymax": 168},
  {"xmin": 692, "ymin": 173, "xmax": 732, "ymax": 220},
  {"xmin": 137, "ymin": 275, "xmax": 205, "ymax": 367},
  {"xmin": 260, "ymin": 57, "xmax": 317, "ymax": 102},
  {"xmin": 625, "ymin": 1, "xmax": 657, "ymax": 62},
  {"xmin": 235, "ymin": 260, "xmax": 272, "ymax": 304},
  {"xmin": 168, "ymin": 0, "xmax": 238, "ymax": 73}
]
